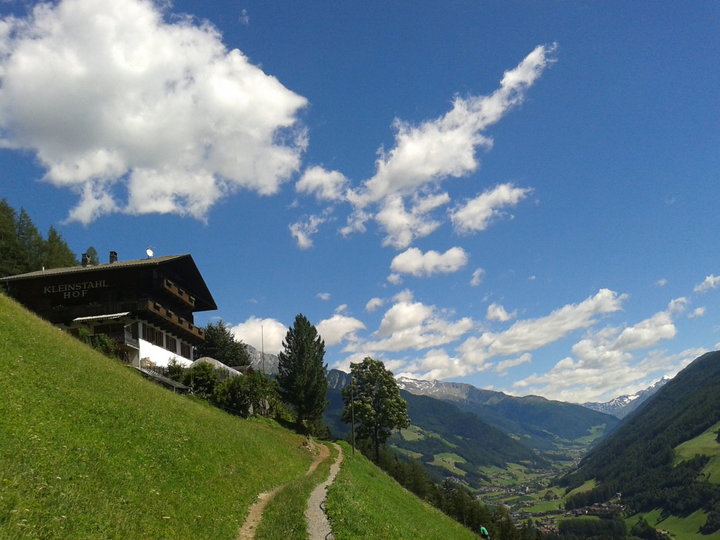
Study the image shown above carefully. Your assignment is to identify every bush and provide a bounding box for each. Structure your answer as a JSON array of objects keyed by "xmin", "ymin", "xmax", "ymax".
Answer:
[
  {"xmin": 76, "ymin": 328, "xmax": 118, "ymax": 358},
  {"xmin": 182, "ymin": 362, "xmax": 218, "ymax": 399},
  {"xmin": 213, "ymin": 372, "xmax": 279, "ymax": 418}
]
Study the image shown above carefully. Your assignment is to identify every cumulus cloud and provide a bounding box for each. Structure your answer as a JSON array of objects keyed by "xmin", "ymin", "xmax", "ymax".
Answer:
[
  {"xmin": 470, "ymin": 267, "xmax": 485, "ymax": 287},
  {"xmin": 296, "ymin": 166, "xmax": 349, "ymax": 201},
  {"xmin": 510, "ymin": 301, "xmax": 693, "ymax": 402},
  {"xmin": 365, "ymin": 297, "xmax": 385, "ymax": 312},
  {"xmin": 459, "ymin": 289, "xmax": 626, "ymax": 365},
  {"xmin": 689, "ymin": 307, "xmax": 706, "ymax": 318},
  {"xmin": 694, "ymin": 275, "xmax": 720, "ymax": 293},
  {"xmin": 389, "ymin": 246, "xmax": 468, "ymax": 278},
  {"xmin": 495, "ymin": 353, "xmax": 532, "ymax": 376},
  {"xmin": 230, "ymin": 316, "xmax": 288, "ymax": 355},
  {"xmin": 0, "ymin": 0, "xmax": 307, "ymax": 223},
  {"xmin": 345, "ymin": 298, "xmax": 474, "ymax": 355},
  {"xmin": 374, "ymin": 192, "xmax": 450, "ymax": 249},
  {"xmin": 342, "ymin": 43, "xmax": 556, "ymax": 245},
  {"xmin": 451, "ymin": 183, "xmax": 532, "ymax": 234},
  {"xmin": 317, "ymin": 314, "xmax": 366, "ymax": 346},
  {"xmin": 486, "ymin": 302, "xmax": 516, "ymax": 322},
  {"xmin": 317, "ymin": 292, "xmax": 331, "ymax": 301},
  {"xmin": 289, "ymin": 214, "xmax": 327, "ymax": 249}
]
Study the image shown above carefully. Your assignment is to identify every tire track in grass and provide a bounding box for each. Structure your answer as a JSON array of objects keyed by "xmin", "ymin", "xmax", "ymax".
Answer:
[
  {"xmin": 306, "ymin": 443, "xmax": 343, "ymax": 540},
  {"xmin": 237, "ymin": 441, "xmax": 330, "ymax": 540}
]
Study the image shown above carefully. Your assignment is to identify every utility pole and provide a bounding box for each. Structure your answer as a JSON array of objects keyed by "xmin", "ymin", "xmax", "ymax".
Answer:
[{"xmin": 350, "ymin": 373, "xmax": 356, "ymax": 456}]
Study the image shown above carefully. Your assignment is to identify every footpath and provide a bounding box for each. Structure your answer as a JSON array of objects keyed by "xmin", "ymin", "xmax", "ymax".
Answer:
[{"xmin": 237, "ymin": 441, "xmax": 344, "ymax": 540}]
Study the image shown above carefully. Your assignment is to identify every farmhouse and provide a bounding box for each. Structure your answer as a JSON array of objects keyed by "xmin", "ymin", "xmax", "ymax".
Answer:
[{"xmin": 0, "ymin": 252, "xmax": 217, "ymax": 367}]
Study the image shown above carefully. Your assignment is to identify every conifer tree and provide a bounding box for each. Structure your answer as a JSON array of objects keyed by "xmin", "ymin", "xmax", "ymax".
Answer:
[
  {"xmin": 196, "ymin": 320, "xmax": 249, "ymax": 367},
  {"xmin": 44, "ymin": 226, "xmax": 77, "ymax": 269},
  {"xmin": 16, "ymin": 208, "xmax": 45, "ymax": 272},
  {"xmin": 0, "ymin": 199, "xmax": 23, "ymax": 277},
  {"xmin": 277, "ymin": 313, "xmax": 328, "ymax": 433}
]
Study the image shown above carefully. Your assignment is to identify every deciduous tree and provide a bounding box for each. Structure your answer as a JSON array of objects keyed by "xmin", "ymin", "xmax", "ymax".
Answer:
[{"xmin": 341, "ymin": 357, "xmax": 410, "ymax": 462}]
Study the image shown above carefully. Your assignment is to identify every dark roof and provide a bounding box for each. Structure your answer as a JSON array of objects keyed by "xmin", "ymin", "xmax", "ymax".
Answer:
[{"xmin": 0, "ymin": 254, "xmax": 217, "ymax": 311}]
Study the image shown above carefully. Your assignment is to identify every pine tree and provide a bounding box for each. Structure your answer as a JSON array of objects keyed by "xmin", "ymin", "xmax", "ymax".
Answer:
[
  {"xmin": 277, "ymin": 313, "xmax": 328, "ymax": 433},
  {"xmin": 43, "ymin": 226, "xmax": 78, "ymax": 269},
  {"xmin": 16, "ymin": 208, "xmax": 45, "ymax": 272},
  {"xmin": 196, "ymin": 320, "xmax": 250, "ymax": 367},
  {"xmin": 341, "ymin": 357, "xmax": 410, "ymax": 462},
  {"xmin": 0, "ymin": 199, "xmax": 24, "ymax": 277}
]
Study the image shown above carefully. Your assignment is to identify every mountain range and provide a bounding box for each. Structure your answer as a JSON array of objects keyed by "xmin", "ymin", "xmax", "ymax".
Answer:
[{"xmin": 581, "ymin": 377, "xmax": 669, "ymax": 418}]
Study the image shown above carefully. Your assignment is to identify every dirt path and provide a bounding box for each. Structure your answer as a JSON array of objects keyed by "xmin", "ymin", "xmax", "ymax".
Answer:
[
  {"xmin": 305, "ymin": 443, "xmax": 343, "ymax": 540},
  {"xmin": 236, "ymin": 441, "xmax": 331, "ymax": 540}
]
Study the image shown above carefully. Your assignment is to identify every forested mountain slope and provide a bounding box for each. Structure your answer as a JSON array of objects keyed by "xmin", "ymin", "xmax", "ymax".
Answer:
[{"xmin": 561, "ymin": 350, "xmax": 720, "ymax": 533}]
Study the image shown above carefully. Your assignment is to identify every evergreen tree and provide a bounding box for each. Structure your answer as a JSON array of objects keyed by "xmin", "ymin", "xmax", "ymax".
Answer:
[
  {"xmin": 277, "ymin": 313, "xmax": 328, "ymax": 433},
  {"xmin": 0, "ymin": 199, "xmax": 23, "ymax": 277},
  {"xmin": 16, "ymin": 208, "xmax": 44, "ymax": 272},
  {"xmin": 341, "ymin": 356, "xmax": 410, "ymax": 462},
  {"xmin": 44, "ymin": 226, "xmax": 77, "ymax": 269},
  {"xmin": 196, "ymin": 320, "xmax": 250, "ymax": 367}
]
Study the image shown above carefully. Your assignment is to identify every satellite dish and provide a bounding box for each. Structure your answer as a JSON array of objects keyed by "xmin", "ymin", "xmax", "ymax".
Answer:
[{"xmin": 146, "ymin": 248, "xmax": 154, "ymax": 258}]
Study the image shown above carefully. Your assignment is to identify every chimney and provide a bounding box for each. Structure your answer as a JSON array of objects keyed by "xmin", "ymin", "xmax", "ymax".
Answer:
[
  {"xmin": 109, "ymin": 251, "xmax": 118, "ymax": 264},
  {"xmin": 81, "ymin": 253, "xmax": 90, "ymax": 267}
]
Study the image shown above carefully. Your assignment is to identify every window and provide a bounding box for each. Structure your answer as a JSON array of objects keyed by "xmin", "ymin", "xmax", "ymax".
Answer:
[
  {"xmin": 166, "ymin": 336, "xmax": 177, "ymax": 354},
  {"xmin": 180, "ymin": 342, "xmax": 191, "ymax": 359}
]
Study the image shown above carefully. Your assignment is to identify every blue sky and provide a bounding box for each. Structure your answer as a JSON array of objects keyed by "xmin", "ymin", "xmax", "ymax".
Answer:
[{"xmin": 1, "ymin": 0, "xmax": 718, "ymax": 402}]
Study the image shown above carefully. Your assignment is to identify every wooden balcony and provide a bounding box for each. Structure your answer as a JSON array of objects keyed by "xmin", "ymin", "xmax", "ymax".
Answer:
[
  {"xmin": 162, "ymin": 278, "xmax": 196, "ymax": 308},
  {"xmin": 143, "ymin": 299, "xmax": 205, "ymax": 342}
]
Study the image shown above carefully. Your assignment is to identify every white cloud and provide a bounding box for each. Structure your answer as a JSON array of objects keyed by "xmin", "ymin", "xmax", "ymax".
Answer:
[
  {"xmin": 459, "ymin": 289, "xmax": 626, "ymax": 363},
  {"xmin": 0, "ymin": 0, "xmax": 307, "ymax": 223},
  {"xmin": 345, "ymin": 298, "xmax": 474, "ymax": 354},
  {"xmin": 343, "ymin": 44, "xmax": 556, "ymax": 245},
  {"xmin": 289, "ymin": 214, "xmax": 327, "ymax": 249},
  {"xmin": 374, "ymin": 193, "xmax": 449, "ymax": 249},
  {"xmin": 495, "ymin": 353, "xmax": 532, "ymax": 376},
  {"xmin": 486, "ymin": 302, "xmax": 516, "ymax": 322},
  {"xmin": 389, "ymin": 246, "xmax": 468, "ymax": 278},
  {"xmin": 451, "ymin": 183, "xmax": 532, "ymax": 234},
  {"xmin": 348, "ymin": 44, "xmax": 556, "ymax": 209},
  {"xmin": 510, "ymin": 300, "xmax": 694, "ymax": 402},
  {"xmin": 317, "ymin": 314, "xmax": 366, "ymax": 346},
  {"xmin": 689, "ymin": 307, "xmax": 706, "ymax": 318},
  {"xmin": 317, "ymin": 292, "xmax": 331, "ymax": 301},
  {"xmin": 230, "ymin": 316, "xmax": 288, "ymax": 355},
  {"xmin": 513, "ymin": 347, "xmax": 705, "ymax": 403},
  {"xmin": 365, "ymin": 297, "xmax": 385, "ymax": 312},
  {"xmin": 656, "ymin": 278, "xmax": 668, "ymax": 287},
  {"xmin": 613, "ymin": 311, "xmax": 676, "ymax": 351},
  {"xmin": 296, "ymin": 166, "xmax": 348, "ymax": 201},
  {"xmin": 470, "ymin": 267, "xmax": 485, "ymax": 287},
  {"xmin": 694, "ymin": 275, "xmax": 720, "ymax": 293}
]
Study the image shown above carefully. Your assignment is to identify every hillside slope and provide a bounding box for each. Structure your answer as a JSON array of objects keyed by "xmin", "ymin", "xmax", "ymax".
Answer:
[
  {"xmin": 0, "ymin": 294, "xmax": 483, "ymax": 539},
  {"xmin": 396, "ymin": 376, "xmax": 619, "ymax": 453},
  {"xmin": 562, "ymin": 350, "xmax": 720, "ymax": 534}
]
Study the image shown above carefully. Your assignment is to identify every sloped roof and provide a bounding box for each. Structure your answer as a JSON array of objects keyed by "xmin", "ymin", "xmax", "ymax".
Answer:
[{"xmin": 0, "ymin": 254, "xmax": 217, "ymax": 311}]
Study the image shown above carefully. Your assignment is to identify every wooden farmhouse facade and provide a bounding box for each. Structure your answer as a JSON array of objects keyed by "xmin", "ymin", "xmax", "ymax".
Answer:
[{"xmin": 0, "ymin": 252, "xmax": 217, "ymax": 367}]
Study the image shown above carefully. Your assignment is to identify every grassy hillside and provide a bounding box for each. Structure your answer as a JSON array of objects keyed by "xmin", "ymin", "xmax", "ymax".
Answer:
[
  {"xmin": 326, "ymin": 442, "xmax": 480, "ymax": 540},
  {"xmin": 0, "ymin": 294, "xmax": 483, "ymax": 539},
  {"xmin": 0, "ymin": 293, "xmax": 313, "ymax": 539}
]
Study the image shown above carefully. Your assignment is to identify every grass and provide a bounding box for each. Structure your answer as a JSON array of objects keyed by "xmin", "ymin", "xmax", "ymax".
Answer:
[
  {"xmin": 428, "ymin": 452, "xmax": 467, "ymax": 476},
  {"xmin": 630, "ymin": 508, "xmax": 720, "ymax": 540},
  {"xmin": 326, "ymin": 442, "xmax": 479, "ymax": 540},
  {"xmin": 255, "ymin": 442, "xmax": 337, "ymax": 540},
  {"xmin": 0, "ymin": 294, "xmax": 313, "ymax": 539},
  {"xmin": 674, "ymin": 421, "xmax": 720, "ymax": 482}
]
